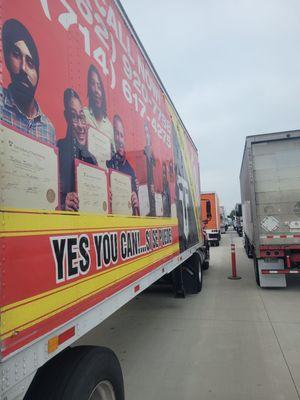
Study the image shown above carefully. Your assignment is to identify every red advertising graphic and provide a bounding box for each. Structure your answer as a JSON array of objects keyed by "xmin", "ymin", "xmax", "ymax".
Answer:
[
  {"xmin": 1, "ymin": 0, "xmax": 175, "ymax": 217},
  {"xmin": 0, "ymin": 0, "xmax": 201, "ymax": 357},
  {"xmin": 1, "ymin": 219, "xmax": 178, "ymax": 356}
]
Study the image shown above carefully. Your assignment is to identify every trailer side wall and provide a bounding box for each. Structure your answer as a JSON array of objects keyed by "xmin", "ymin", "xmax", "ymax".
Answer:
[{"xmin": 0, "ymin": 0, "xmax": 202, "ymax": 361}]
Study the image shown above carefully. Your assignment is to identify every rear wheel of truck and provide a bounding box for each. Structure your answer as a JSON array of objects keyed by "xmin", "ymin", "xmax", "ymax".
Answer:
[
  {"xmin": 253, "ymin": 256, "xmax": 261, "ymax": 287},
  {"xmin": 24, "ymin": 346, "xmax": 124, "ymax": 400},
  {"xmin": 244, "ymin": 236, "xmax": 253, "ymax": 259},
  {"xmin": 203, "ymin": 260, "xmax": 210, "ymax": 270},
  {"xmin": 215, "ymin": 240, "xmax": 220, "ymax": 247},
  {"xmin": 182, "ymin": 253, "xmax": 203, "ymax": 294}
]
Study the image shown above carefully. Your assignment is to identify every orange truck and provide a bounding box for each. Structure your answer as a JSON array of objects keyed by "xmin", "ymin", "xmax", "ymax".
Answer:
[
  {"xmin": 0, "ymin": 1, "xmax": 210, "ymax": 399},
  {"xmin": 201, "ymin": 192, "xmax": 221, "ymax": 246}
]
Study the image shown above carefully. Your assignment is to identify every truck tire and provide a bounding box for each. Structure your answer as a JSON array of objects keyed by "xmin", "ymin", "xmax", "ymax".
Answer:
[
  {"xmin": 24, "ymin": 346, "xmax": 124, "ymax": 400},
  {"xmin": 253, "ymin": 256, "xmax": 261, "ymax": 287},
  {"xmin": 172, "ymin": 266, "xmax": 186, "ymax": 298},
  {"xmin": 182, "ymin": 254, "xmax": 203, "ymax": 294},
  {"xmin": 215, "ymin": 240, "xmax": 220, "ymax": 247},
  {"xmin": 244, "ymin": 236, "xmax": 253, "ymax": 259},
  {"xmin": 203, "ymin": 260, "xmax": 210, "ymax": 270}
]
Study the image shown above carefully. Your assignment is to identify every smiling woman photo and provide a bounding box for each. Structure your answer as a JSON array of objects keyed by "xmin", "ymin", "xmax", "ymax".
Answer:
[
  {"xmin": 58, "ymin": 88, "xmax": 97, "ymax": 211},
  {"xmin": 84, "ymin": 64, "xmax": 115, "ymax": 154}
]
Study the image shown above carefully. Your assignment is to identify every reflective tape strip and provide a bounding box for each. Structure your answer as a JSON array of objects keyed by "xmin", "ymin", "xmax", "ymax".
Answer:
[
  {"xmin": 260, "ymin": 234, "xmax": 300, "ymax": 239},
  {"xmin": 261, "ymin": 269, "xmax": 300, "ymax": 275}
]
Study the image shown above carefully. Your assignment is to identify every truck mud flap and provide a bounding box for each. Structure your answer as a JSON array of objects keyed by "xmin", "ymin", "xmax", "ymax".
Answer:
[{"xmin": 258, "ymin": 259, "xmax": 286, "ymax": 288}]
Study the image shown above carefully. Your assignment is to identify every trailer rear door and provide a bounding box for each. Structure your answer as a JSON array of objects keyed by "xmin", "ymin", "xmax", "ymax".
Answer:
[{"xmin": 253, "ymin": 137, "xmax": 300, "ymax": 245}]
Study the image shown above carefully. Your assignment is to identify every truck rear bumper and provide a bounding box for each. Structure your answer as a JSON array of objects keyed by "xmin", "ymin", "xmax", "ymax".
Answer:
[{"xmin": 206, "ymin": 230, "xmax": 220, "ymax": 241}]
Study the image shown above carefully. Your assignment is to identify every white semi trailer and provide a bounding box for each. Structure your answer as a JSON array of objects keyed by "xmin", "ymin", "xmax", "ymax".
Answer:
[{"xmin": 240, "ymin": 130, "xmax": 300, "ymax": 287}]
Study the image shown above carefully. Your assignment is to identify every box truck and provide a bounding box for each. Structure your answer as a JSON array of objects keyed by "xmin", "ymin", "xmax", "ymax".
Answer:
[
  {"xmin": 201, "ymin": 192, "xmax": 221, "ymax": 246},
  {"xmin": 0, "ymin": 1, "xmax": 209, "ymax": 399},
  {"xmin": 240, "ymin": 130, "xmax": 300, "ymax": 288}
]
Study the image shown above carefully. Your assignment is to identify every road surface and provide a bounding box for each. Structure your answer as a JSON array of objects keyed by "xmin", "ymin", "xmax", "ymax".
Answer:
[{"xmin": 77, "ymin": 229, "xmax": 300, "ymax": 400}]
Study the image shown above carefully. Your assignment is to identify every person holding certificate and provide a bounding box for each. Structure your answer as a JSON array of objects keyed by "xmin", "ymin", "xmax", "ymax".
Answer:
[
  {"xmin": 143, "ymin": 121, "xmax": 156, "ymax": 216},
  {"xmin": 58, "ymin": 88, "xmax": 97, "ymax": 211},
  {"xmin": 106, "ymin": 114, "xmax": 140, "ymax": 216},
  {"xmin": 84, "ymin": 65, "xmax": 115, "ymax": 154},
  {"xmin": 1, "ymin": 19, "xmax": 55, "ymax": 145},
  {"xmin": 162, "ymin": 161, "xmax": 171, "ymax": 217}
]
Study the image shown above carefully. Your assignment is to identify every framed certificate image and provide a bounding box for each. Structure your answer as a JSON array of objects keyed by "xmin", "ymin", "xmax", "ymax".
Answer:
[
  {"xmin": 0, "ymin": 124, "xmax": 59, "ymax": 210},
  {"xmin": 75, "ymin": 160, "xmax": 108, "ymax": 214},
  {"xmin": 138, "ymin": 184, "xmax": 150, "ymax": 216},
  {"xmin": 110, "ymin": 170, "xmax": 132, "ymax": 215},
  {"xmin": 155, "ymin": 193, "xmax": 163, "ymax": 217},
  {"xmin": 87, "ymin": 126, "xmax": 111, "ymax": 170},
  {"xmin": 171, "ymin": 203, "xmax": 177, "ymax": 218}
]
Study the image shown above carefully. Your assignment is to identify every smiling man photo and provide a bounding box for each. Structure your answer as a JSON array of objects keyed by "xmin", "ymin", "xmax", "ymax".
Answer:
[{"xmin": 1, "ymin": 18, "xmax": 55, "ymax": 145}]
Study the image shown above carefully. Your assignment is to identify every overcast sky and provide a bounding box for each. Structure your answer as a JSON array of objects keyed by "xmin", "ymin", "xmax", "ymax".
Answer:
[{"xmin": 122, "ymin": 0, "xmax": 300, "ymax": 213}]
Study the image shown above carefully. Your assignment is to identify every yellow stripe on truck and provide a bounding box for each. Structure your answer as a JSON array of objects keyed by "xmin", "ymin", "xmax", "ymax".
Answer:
[
  {"xmin": 0, "ymin": 243, "xmax": 179, "ymax": 339},
  {"xmin": 0, "ymin": 208, "xmax": 178, "ymax": 237}
]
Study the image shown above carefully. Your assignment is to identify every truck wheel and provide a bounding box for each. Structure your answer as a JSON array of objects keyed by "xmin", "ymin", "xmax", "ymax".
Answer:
[
  {"xmin": 244, "ymin": 236, "xmax": 253, "ymax": 259},
  {"xmin": 247, "ymin": 245, "xmax": 253, "ymax": 259},
  {"xmin": 182, "ymin": 254, "xmax": 203, "ymax": 294},
  {"xmin": 253, "ymin": 256, "xmax": 261, "ymax": 287},
  {"xmin": 203, "ymin": 260, "xmax": 210, "ymax": 270},
  {"xmin": 215, "ymin": 240, "xmax": 220, "ymax": 247},
  {"xmin": 24, "ymin": 346, "xmax": 124, "ymax": 400}
]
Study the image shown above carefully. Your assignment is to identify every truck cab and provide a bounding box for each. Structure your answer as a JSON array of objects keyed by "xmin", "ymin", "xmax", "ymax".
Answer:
[{"xmin": 201, "ymin": 192, "xmax": 221, "ymax": 246}]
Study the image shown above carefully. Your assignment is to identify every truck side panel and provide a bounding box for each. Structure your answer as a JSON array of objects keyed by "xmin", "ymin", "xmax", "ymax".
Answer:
[
  {"xmin": 240, "ymin": 142, "xmax": 255, "ymax": 243},
  {"xmin": 0, "ymin": 0, "xmax": 202, "ymax": 365}
]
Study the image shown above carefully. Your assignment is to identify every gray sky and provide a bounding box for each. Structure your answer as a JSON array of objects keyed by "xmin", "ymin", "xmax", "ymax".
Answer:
[{"xmin": 121, "ymin": 0, "xmax": 300, "ymax": 213}]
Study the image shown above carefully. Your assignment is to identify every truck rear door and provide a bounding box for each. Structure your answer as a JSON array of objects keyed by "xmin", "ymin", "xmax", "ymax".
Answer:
[{"xmin": 253, "ymin": 137, "xmax": 300, "ymax": 245}]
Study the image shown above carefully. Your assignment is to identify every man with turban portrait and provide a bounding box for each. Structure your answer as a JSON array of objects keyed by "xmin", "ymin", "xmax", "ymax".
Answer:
[{"xmin": 1, "ymin": 19, "xmax": 55, "ymax": 145}]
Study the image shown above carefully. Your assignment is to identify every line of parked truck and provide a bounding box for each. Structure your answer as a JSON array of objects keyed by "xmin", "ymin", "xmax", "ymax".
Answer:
[
  {"xmin": 203, "ymin": 126, "xmax": 300, "ymax": 291},
  {"xmin": 203, "ymin": 129, "xmax": 300, "ymax": 290},
  {"xmin": 1, "ymin": 1, "xmax": 299, "ymax": 399}
]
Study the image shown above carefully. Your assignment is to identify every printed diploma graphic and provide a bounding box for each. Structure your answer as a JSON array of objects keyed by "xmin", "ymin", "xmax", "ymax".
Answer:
[
  {"xmin": 138, "ymin": 184, "xmax": 150, "ymax": 216},
  {"xmin": 155, "ymin": 192, "xmax": 163, "ymax": 217},
  {"xmin": 110, "ymin": 170, "xmax": 132, "ymax": 215},
  {"xmin": 87, "ymin": 127, "xmax": 111, "ymax": 171},
  {"xmin": 0, "ymin": 125, "xmax": 58, "ymax": 210},
  {"xmin": 76, "ymin": 160, "xmax": 108, "ymax": 214}
]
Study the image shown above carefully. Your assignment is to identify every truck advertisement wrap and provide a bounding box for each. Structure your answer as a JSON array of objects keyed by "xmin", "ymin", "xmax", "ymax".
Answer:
[{"xmin": 0, "ymin": 0, "xmax": 201, "ymax": 358}]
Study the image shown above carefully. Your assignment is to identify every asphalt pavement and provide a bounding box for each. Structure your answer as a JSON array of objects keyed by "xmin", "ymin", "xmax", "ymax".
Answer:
[{"xmin": 77, "ymin": 228, "xmax": 300, "ymax": 400}]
